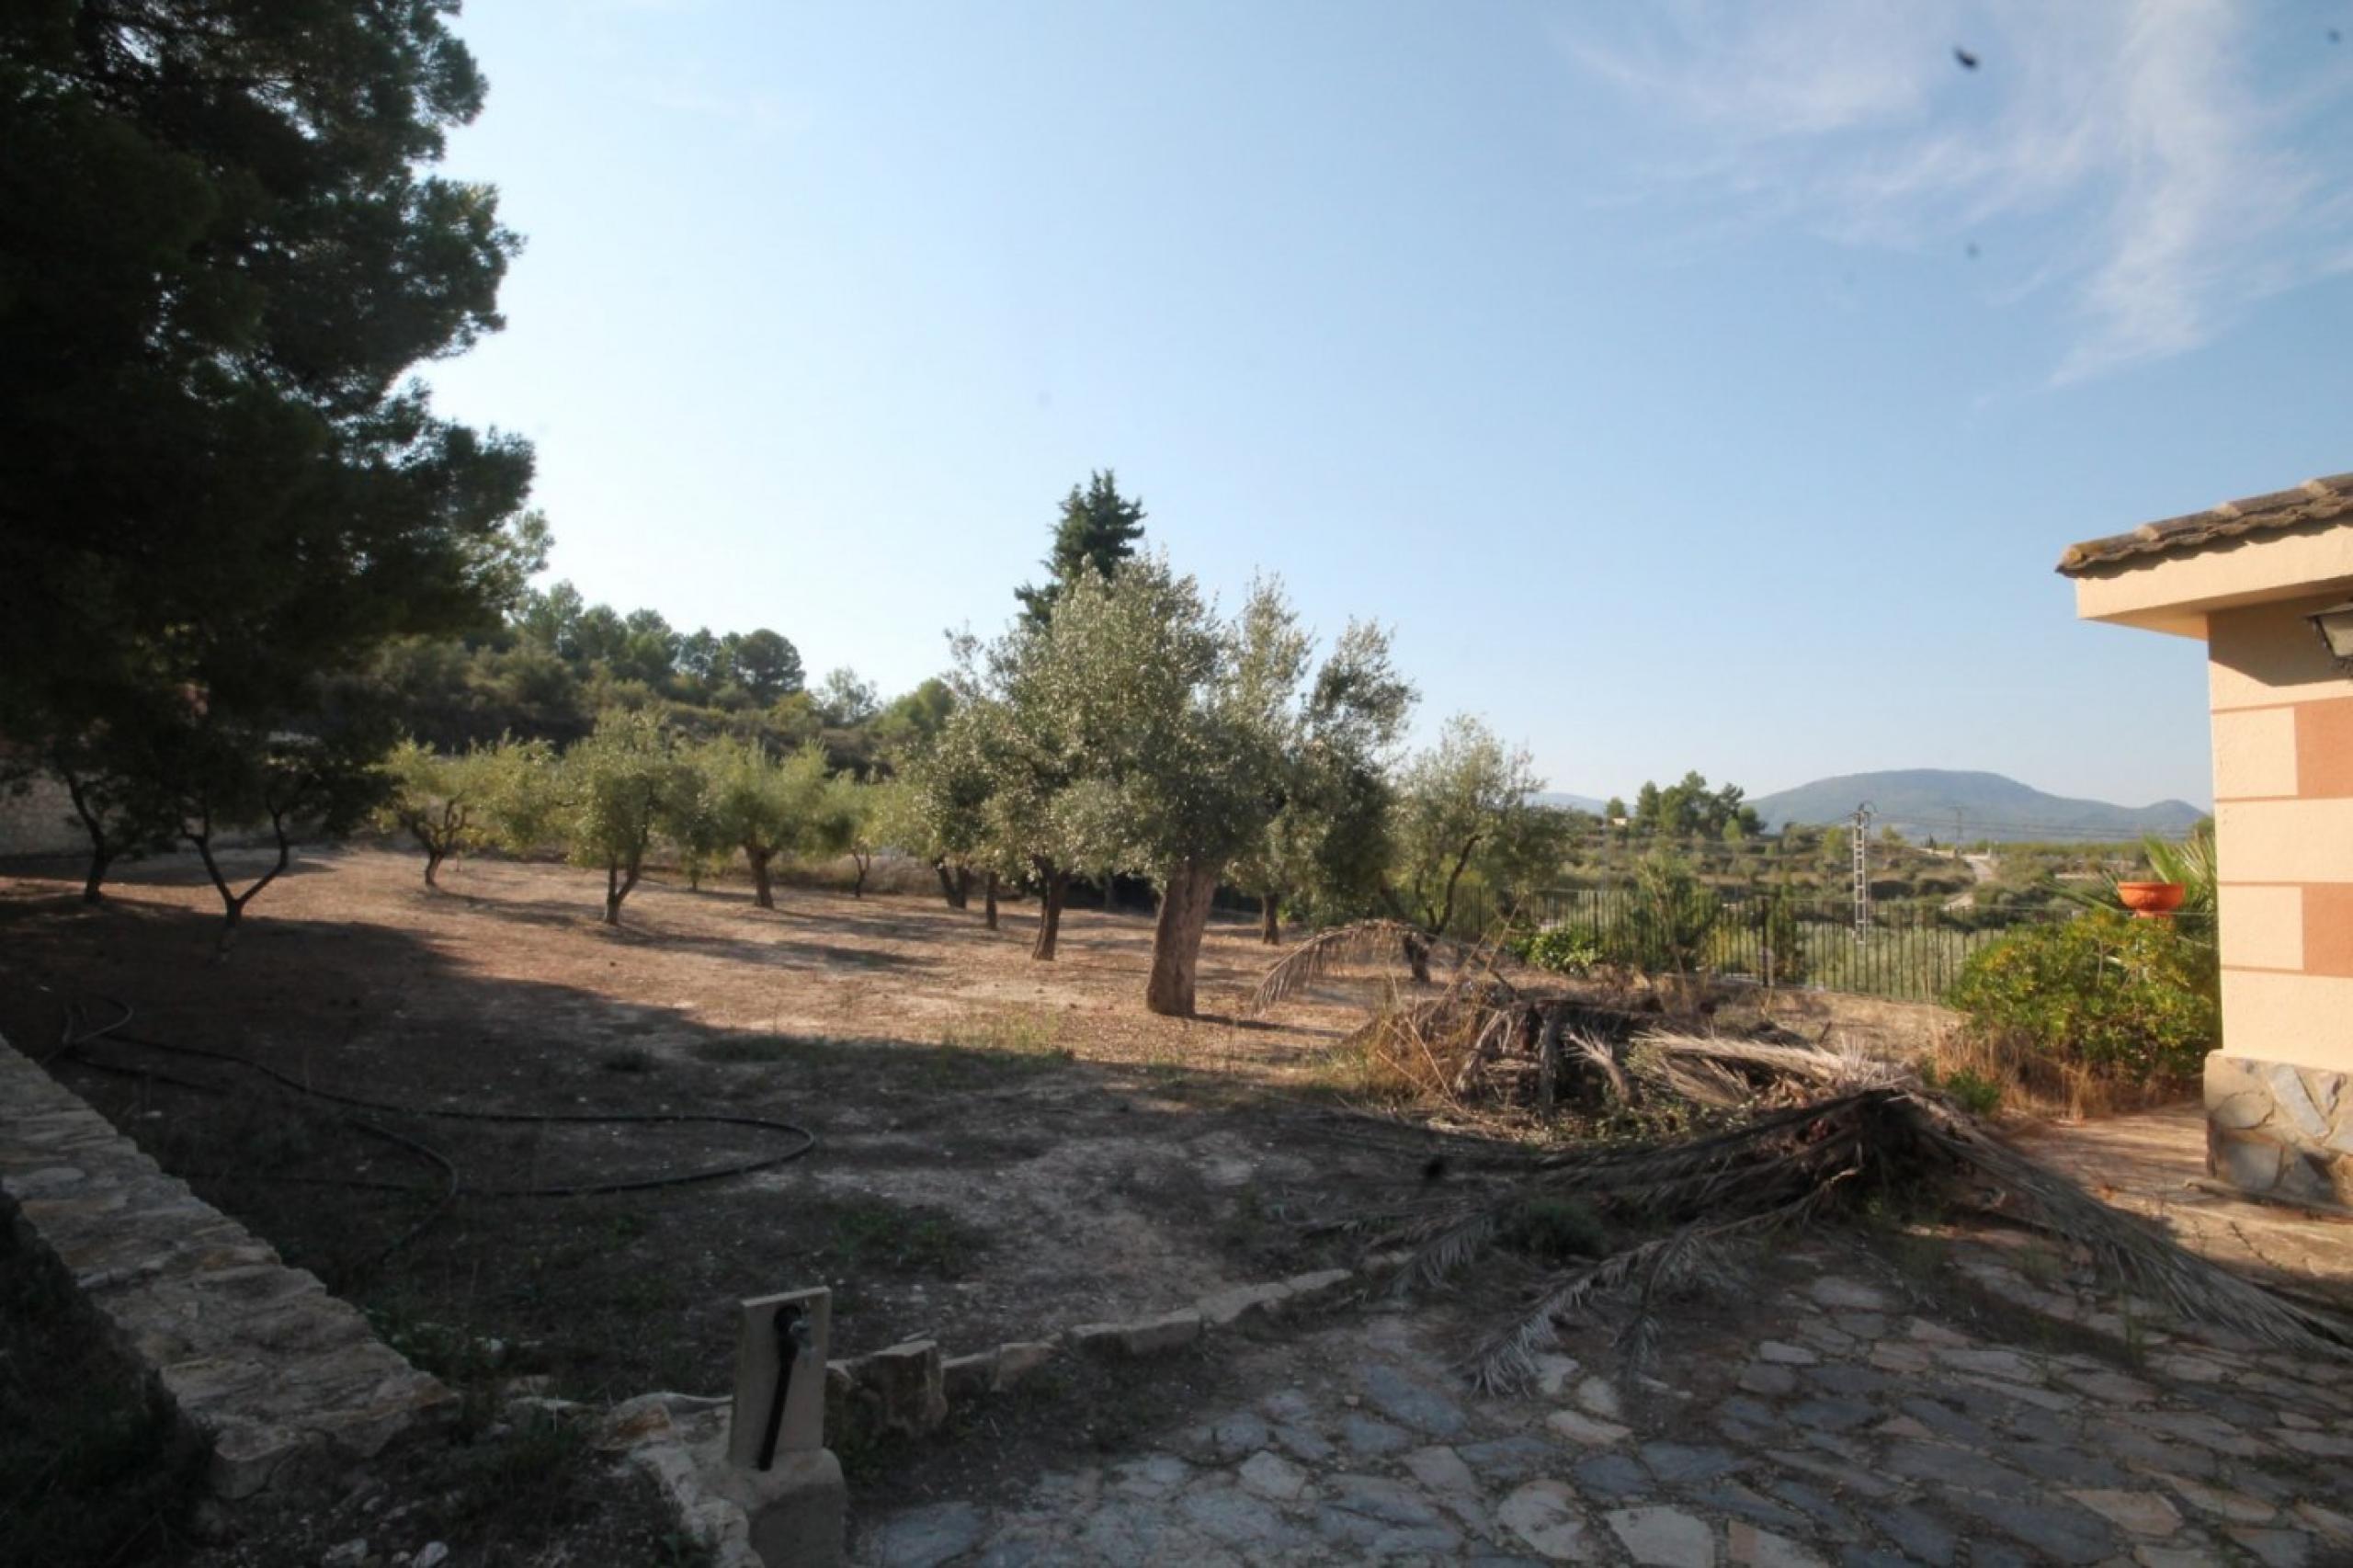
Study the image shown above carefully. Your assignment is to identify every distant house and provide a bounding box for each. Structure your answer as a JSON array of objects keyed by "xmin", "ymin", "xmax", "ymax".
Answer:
[{"xmin": 2058, "ymin": 473, "xmax": 2353, "ymax": 1206}]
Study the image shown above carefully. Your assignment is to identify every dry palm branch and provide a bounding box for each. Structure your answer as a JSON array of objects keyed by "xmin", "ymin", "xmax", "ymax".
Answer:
[{"xmin": 1252, "ymin": 928, "xmax": 2353, "ymax": 1390}]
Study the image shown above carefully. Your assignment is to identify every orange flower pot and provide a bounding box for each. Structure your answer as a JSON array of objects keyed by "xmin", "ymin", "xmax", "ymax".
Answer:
[{"xmin": 2116, "ymin": 881, "xmax": 2185, "ymax": 919}]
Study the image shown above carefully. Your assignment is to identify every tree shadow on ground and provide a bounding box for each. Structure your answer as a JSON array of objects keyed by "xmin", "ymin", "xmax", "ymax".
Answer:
[{"xmin": 0, "ymin": 891, "xmax": 1426, "ymax": 1416}]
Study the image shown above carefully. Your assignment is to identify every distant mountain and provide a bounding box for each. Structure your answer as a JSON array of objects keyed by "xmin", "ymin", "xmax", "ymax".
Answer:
[
  {"xmin": 1745, "ymin": 769, "xmax": 2206, "ymax": 845},
  {"xmin": 1532, "ymin": 790, "xmax": 1610, "ymax": 814}
]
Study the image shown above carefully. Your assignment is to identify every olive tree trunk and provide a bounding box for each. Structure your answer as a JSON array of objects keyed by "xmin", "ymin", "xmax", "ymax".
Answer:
[
  {"xmin": 1259, "ymin": 894, "xmax": 1279, "ymax": 946},
  {"xmin": 983, "ymin": 871, "xmax": 999, "ymax": 930},
  {"xmin": 1029, "ymin": 859, "xmax": 1068, "ymax": 960},
  {"xmin": 747, "ymin": 846, "xmax": 776, "ymax": 909},
  {"xmin": 1144, "ymin": 859, "xmax": 1222, "ymax": 1017}
]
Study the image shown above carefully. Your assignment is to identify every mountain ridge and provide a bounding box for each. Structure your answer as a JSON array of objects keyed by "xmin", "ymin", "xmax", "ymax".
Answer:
[{"xmin": 1744, "ymin": 768, "xmax": 2206, "ymax": 844}]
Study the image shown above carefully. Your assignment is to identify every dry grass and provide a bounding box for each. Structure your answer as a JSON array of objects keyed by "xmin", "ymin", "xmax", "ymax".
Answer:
[{"xmin": 1913, "ymin": 1025, "xmax": 2197, "ymax": 1122}]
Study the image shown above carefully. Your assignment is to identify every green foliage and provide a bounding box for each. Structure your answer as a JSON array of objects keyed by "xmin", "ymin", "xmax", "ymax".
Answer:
[
  {"xmin": 1498, "ymin": 1197, "xmax": 1608, "ymax": 1262},
  {"xmin": 690, "ymin": 737, "xmax": 835, "ymax": 904},
  {"xmin": 557, "ymin": 710, "xmax": 699, "ymax": 922},
  {"xmin": 1015, "ymin": 469, "xmax": 1149, "ymax": 626},
  {"xmin": 1232, "ymin": 619, "xmax": 1417, "ymax": 926},
  {"xmin": 1609, "ymin": 850, "xmax": 1720, "ymax": 974},
  {"xmin": 1948, "ymin": 908, "xmax": 2218, "ymax": 1083},
  {"xmin": 1, "ymin": 0, "xmax": 539, "ymax": 915},
  {"xmin": 1922, "ymin": 1064, "xmax": 2005, "ymax": 1117},
  {"xmin": 1387, "ymin": 714, "xmax": 1553, "ymax": 936},
  {"xmin": 1627, "ymin": 772, "xmax": 1761, "ymax": 841},
  {"xmin": 375, "ymin": 735, "xmax": 550, "ymax": 883},
  {"xmin": 1515, "ymin": 925, "xmax": 1603, "ymax": 975}
]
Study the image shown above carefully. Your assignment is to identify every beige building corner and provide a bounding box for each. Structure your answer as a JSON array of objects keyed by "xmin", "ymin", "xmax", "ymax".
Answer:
[{"xmin": 2060, "ymin": 472, "xmax": 2353, "ymax": 1205}]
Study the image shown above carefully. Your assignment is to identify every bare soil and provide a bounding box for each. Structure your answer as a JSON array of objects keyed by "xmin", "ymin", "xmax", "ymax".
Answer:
[{"xmin": 0, "ymin": 846, "xmax": 1415, "ymax": 1402}]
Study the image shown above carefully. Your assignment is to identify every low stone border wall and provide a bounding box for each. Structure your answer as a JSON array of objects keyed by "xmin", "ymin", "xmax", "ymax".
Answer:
[
  {"xmin": 598, "ymin": 1264, "xmax": 1383, "ymax": 1565},
  {"xmin": 2205, "ymin": 1051, "xmax": 2353, "ymax": 1208},
  {"xmin": 0, "ymin": 1033, "xmax": 453, "ymax": 1498}
]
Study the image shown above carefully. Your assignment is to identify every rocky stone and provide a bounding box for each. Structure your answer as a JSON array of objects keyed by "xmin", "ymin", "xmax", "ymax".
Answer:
[
  {"xmin": 1607, "ymin": 1505, "xmax": 1715, "ymax": 1567},
  {"xmin": 1865, "ymin": 1505, "xmax": 1958, "ymax": 1566},
  {"xmin": 1545, "ymin": 1409, "xmax": 1631, "ymax": 1446},
  {"xmin": 1339, "ymin": 1414, "xmax": 1412, "ymax": 1456},
  {"xmin": 1572, "ymin": 1374, "xmax": 1624, "ymax": 1419},
  {"xmin": 321, "ymin": 1540, "xmax": 369, "ymax": 1567},
  {"xmin": 1785, "ymin": 1397, "xmax": 1876, "ymax": 1433},
  {"xmin": 2222, "ymin": 1528, "xmax": 2312, "ymax": 1568},
  {"xmin": 941, "ymin": 1351, "xmax": 995, "ymax": 1399},
  {"xmin": 856, "ymin": 1340, "xmax": 950, "ymax": 1437},
  {"xmin": 992, "ymin": 1340, "xmax": 1057, "ymax": 1392},
  {"xmin": 2158, "ymin": 1472, "xmax": 2277, "ymax": 1524},
  {"xmin": 1195, "ymin": 1280, "xmax": 1290, "ymax": 1327},
  {"xmin": 1638, "ymin": 1442, "xmax": 1744, "ymax": 1485},
  {"xmin": 1359, "ymin": 1363, "xmax": 1466, "ymax": 1436},
  {"xmin": 1496, "ymin": 1480, "xmax": 1592, "ymax": 1562},
  {"xmin": 1282, "ymin": 1267, "xmax": 1353, "ymax": 1304},
  {"xmin": 410, "ymin": 1545, "xmax": 449, "ymax": 1568},
  {"xmin": 1272, "ymin": 1422, "xmax": 1334, "ymax": 1462},
  {"xmin": 866, "ymin": 1497, "xmax": 983, "ymax": 1553},
  {"xmin": 1404, "ymin": 1443, "xmax": 1481, "ymax": 1497},
  {"xmin": 1531, "ymin": 1353, "xmax": 1581, "ymax": 1395},
  {"xmin": 2211, "ymin": 1092, "xmax": 2274, "ymax": 1131},
  {"xmin": 2067, "ymin": 1489, "xmax": 2183, "ymax": 1536},
  {"xmin": 1727, "ymin": 1522, "xmax": 1827, "ymax": 1568},
  {"xmin": 1236, "ymin": 1449, "xmax": 1308, "ymax": 1502},
  {"xmin": 1739, "ymin": 1362, "xmax": 1799, "ymax": 1396},
  {"xmin": 1208, "ymin": 1410, "xmax": 1268, "ymax": 1458},
  {"xmin": 1872, "ymin": 1327, "xmax": 1929, "ymax": 1365},
  {"xmin": 1571, "ymin": 1452, "xmax": 1650, "ymax": 1499},
  {"xmin": 1756, "ymin": 1340, "xmax": 1816, "ymax": 1366},
  {"xmin": 1808, "ymin": 1278, "xmax": 1892, "ymax": 1312},
  {"xmin": 1459, "ymin": 1436, "xmax": 1563, "ymax": 1484},
  {"xmin": 1941, "ymin": 1491, "xmax": 2118, "ymax": 1565},
  {"xmin": 1180, "ymin": 1483, "xmax": 1304, "ymax": 1551},
  {"xmin": 2214, "ymin": 1135, "xmax": 2284, "ymax": 1190},
  {"xmin": 1116, "ymin": 1310, "xmax": 1202, "ymax": 1356}
]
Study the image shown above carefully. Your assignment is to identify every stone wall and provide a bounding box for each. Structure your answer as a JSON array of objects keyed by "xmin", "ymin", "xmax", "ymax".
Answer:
[
  {"xmin": 2204, "ymin": 1051, "xmax": 2353, "ymax": 1208},
  {"xmin": 0, "ymin": 1033, "xmax": 453, "ymax": 1498},
  {"xmin": 0, "ymin": 770, "xmax": 86, "ymax": 857}
]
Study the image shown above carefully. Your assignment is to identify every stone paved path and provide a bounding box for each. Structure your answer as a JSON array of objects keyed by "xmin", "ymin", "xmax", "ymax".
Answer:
[{"xmin": 852, "ymin": 1242, "xmax": 2353, "ymax": 1566}]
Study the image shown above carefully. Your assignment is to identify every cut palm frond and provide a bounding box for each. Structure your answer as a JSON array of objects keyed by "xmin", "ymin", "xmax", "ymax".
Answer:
[
  {"xmin": 1249, "ymin": 919, "xmax": 1515, "ymax": 1015},
  {"xmin": 1364, "ymin": 1084, "xmax": 2352, "ymax": 1389}
]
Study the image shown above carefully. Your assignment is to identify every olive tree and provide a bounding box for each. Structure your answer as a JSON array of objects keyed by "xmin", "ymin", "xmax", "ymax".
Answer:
[
  {"xmin": 1230, "ymin": 620, "xmax": 1415, "ymax": 944},
  {"xmin": 1386, "ymin": 715, "xmax": 1556, "ymax": 960},
  {"xmin": 561, "ymin": 709, "xmax": 698, "ymax": 926},
  {"xmin": 375, "ymin": 735, "xmax": 550, "ymax": 888},
  {"xmin": 694, "ymin": 737, "xmax": 833, "ymax": 909}
]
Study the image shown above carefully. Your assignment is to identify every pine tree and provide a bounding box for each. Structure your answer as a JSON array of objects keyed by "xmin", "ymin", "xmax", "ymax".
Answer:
[{"xmin": 1014, "ymin": 470, "xmax": 1147, "ymax": 625}]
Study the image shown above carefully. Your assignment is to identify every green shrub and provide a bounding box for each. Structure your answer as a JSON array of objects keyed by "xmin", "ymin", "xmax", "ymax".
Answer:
[
  {"xmin": 1517, "ymin": 925, "xmax": 1603, "ymax": 975},
  {"xmin": 1946, "ymin": 909, "xmax": 2216, "ymax": 1083}
]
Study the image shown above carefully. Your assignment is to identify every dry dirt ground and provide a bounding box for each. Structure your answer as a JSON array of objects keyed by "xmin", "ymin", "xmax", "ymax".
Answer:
[{"xmin": 0, "ymin": 846, "xmax": 1417, "ymax": 1386}]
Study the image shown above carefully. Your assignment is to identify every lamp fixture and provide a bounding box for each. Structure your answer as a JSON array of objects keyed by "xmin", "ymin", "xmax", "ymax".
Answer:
[{"xmin": 2308, "ymin": 599, "xmax": 2353, "ymax": 669}]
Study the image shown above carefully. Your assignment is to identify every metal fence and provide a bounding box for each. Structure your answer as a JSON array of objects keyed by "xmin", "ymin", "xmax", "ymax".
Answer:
[{"xmin": 1453, "ymin": 885, "xmax": 2046, "ymax": 1005}]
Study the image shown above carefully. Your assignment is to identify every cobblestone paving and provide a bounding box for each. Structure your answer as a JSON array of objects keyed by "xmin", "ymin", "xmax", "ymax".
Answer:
[{"xmin": 853, "ymin": 1244, "xmax": 2353, "ymax": 1567}]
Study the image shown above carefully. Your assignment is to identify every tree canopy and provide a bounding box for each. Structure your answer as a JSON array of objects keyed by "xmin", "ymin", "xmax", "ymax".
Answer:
[
  {"xmin": 1, "ymin": 0, "xmax": 540, "ymax": 936},
  {"xmin": 1014, "ymin": 469, "xmax": 1148, "ymax": 626}
]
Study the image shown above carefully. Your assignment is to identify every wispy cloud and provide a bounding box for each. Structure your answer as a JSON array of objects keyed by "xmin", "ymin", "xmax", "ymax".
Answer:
[{"xmin": 1552, "ymin": 0, "xmax": 2352, "ymax": 381}]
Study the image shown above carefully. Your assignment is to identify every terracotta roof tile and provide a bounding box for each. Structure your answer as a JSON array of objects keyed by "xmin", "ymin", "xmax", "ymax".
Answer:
[{"xmin": 2057, "ymin": 473, "xmax": 2353, "ymax": 575}]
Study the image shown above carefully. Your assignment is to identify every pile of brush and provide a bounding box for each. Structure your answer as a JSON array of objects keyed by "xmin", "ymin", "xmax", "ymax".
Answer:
[{"xmin": 1252, "ymin": 920, "xmax": 2353, "ymax": 1390}]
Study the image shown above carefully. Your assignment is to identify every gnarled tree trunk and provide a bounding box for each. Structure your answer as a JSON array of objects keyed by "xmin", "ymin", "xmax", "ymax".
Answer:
[
  {"xmin": 748, "ymin": 845, "xmax": 776, "ymax": 909},
  {"xmin": 983, "ymin": 871, "xmax": 999, "ymax": 930},
  {"xmin": 1029, "ymin": 858, "xmax": 1068, "ymax": 960},
  {"xmin": 1145, "ymin": 858, "xmax": 1221, "ymax": 1017},
  {"xmin": 935, "ymin": 859, "xmax": 967, "ymax": 909},
  {"xmin": 1260, "ymin": 894, "xmax": 1279, "ymax": 946}
]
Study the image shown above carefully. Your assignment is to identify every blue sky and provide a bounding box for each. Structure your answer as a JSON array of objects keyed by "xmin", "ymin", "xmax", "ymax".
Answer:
[{"xmin": 423, "ymin": 1, "xmax": 2353, "ymax": 811}]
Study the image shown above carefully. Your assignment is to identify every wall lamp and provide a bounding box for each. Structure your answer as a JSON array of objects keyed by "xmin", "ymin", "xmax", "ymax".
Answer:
[{"xmin": 2308, "ymin": 599, "xmax": 2353, "ymax": 669}]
